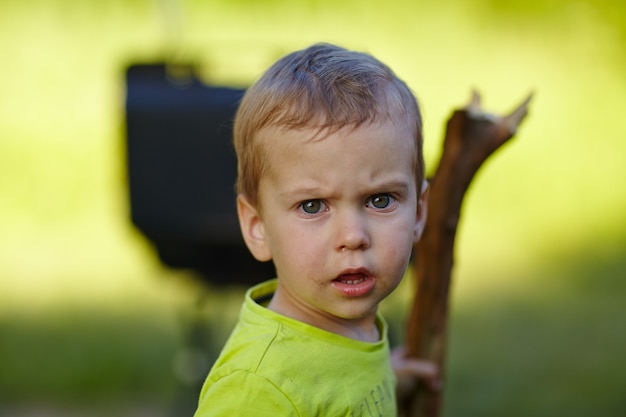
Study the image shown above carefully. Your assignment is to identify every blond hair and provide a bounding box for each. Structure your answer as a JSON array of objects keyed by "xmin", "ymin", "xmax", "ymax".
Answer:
[{"xmin": 233, "ymin": 43, "xmax": 424, "ymax": 206}]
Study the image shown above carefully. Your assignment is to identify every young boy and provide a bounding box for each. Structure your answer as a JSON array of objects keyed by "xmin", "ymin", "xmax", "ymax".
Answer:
[{"xmin": 194, "ymin": 42, "xmax": 436, "ymax": 416}]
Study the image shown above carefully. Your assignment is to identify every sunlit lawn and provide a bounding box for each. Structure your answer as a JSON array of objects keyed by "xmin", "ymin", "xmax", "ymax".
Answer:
[{"xmin": 1, "ymin": 0, "xmax": 625, "ymax": 415}]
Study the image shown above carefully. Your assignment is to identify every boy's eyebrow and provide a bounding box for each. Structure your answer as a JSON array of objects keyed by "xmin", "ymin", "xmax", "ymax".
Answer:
[
  {"xmin": 360, "ymin": 177, "xmax": 412, "ymax": 192},
  {"xmin": 280, "ymin": 179, "xmax": 412, "ymax": 199},
  {"xmin": 279, "ymin": 186, "xmax": 326, "ymax": 199},
  {"xmin": 371, "ymin": 179, "xmax": 411, "ymax": 192}
]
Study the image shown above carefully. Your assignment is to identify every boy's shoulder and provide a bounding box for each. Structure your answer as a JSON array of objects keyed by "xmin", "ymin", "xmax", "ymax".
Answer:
[{"xmin": 196, "ymin": 280, "xmax": 397, "ymax": 416}]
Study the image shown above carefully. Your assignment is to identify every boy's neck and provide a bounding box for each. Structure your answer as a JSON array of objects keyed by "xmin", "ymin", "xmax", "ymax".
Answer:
[{"xmin": 267, "ymin": 290, "xmax": 381, "ymax": 343}]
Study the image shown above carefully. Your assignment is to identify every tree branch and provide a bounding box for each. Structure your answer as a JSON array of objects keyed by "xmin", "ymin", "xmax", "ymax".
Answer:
[{"xmin": 402, "ymin": 91, "xmax": 533, "ymax": 417}]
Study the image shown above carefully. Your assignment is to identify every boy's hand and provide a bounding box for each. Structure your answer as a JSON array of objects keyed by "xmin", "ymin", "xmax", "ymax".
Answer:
[{"xmin": 391, "ymin": 346, "xmax": 441, "ymax": 403}]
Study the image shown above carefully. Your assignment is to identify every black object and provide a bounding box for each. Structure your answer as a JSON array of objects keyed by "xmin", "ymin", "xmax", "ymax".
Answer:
[{"xmin": 124, "ymin": 63, "xmax": 275, "ymax": 285}]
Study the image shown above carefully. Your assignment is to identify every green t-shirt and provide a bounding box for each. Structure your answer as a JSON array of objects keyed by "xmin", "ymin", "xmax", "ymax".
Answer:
[{"xmin": 194, "ymin": 279, "xmax": 397, "ymax": 417}]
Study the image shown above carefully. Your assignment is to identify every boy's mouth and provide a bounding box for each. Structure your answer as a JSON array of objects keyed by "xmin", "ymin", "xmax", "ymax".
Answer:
[
  {"xmin": 336, "ymin": 274, "xmax": 367, "ymax": 285},
  {"xmin": 332, "ymin": 269, "xmax": 375, "ymax": 297}
]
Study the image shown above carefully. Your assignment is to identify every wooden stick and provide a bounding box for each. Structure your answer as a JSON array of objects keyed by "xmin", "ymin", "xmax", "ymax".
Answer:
[{"xmin": 402, "ymin": 91, "xmax": 533, "ymax": 417}]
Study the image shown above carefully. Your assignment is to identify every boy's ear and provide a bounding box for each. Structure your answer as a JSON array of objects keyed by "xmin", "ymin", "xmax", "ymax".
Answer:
[
  {"xmin": 237, "ymin": 194, "xmax": 272, "ymax": 262},
  {"xmin": 413, "ymin": 180, "xmax": 430, "ymax": 243}
]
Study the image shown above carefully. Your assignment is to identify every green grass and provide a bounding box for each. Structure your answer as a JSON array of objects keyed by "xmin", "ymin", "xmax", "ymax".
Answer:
[
  {"xmin": 1, "ymin": 0, "xmax": 625, "ymax": 415},
  {"xmin": 0, "ymin": 311, "xmax": 179, "ymax": 404},
  {"xmin": 445, "ymin": 239, "xmax": 626, "ymax": 416}
]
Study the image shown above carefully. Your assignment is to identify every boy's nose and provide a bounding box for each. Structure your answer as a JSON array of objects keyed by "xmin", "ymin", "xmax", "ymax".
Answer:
[{"xmin": 335, "ymin": 211, "xmax": 371, "ymax": 252}]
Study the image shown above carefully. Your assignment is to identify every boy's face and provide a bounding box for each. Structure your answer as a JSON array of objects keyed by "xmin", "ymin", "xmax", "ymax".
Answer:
[{"xmin": 237, "ymin": 120, "xmax": 427, "ymax": 340}]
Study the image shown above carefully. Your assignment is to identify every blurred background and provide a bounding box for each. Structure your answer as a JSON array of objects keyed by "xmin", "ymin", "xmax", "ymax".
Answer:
[{"xmin": 1, "ymin": 0, "xmax": 625, "ymax": 416}]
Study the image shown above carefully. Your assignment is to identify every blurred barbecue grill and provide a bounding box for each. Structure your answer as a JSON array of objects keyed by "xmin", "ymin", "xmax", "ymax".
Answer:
[{"xmin": 124, "ymin": 63, "xmax": 275, "ymax": 286}]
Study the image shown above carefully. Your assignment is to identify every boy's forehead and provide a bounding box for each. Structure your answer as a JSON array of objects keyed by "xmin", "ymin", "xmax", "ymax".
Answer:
[
  {"xmin": 256, "ymin": 119, "xmax": 418, "ymax": 174},
  {"xmin": 257, "ymin": 116, "xmax": 416, "ymax": 146}
]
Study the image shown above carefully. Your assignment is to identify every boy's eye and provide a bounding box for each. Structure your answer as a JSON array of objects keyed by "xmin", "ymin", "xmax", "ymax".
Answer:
[
  {"xmin": 368, "ymin": 194, "xmax": 392, "ymax": 209},
  {"xmin": 300, "ymin": 200, "xmax": 324, "ymax": 214}
]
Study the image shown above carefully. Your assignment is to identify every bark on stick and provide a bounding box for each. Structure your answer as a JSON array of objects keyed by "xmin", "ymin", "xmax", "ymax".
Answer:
[{"xmin": 403, "ymin": 91, "xmax": 533, "ymax": 417}]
